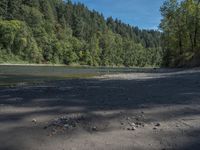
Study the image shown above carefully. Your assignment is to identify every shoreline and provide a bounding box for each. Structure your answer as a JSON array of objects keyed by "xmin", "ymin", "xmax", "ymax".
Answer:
[
  {"xmin": 0, "ymin": 63, "xmax": 71, "ymax": 67},
  {"xmin": 0, "ymin": 63, "xmax": 160, "ymax": 69}
]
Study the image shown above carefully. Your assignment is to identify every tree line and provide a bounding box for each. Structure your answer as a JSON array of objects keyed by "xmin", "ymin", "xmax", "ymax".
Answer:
[
  {"xmin": 0, "ymin": 0, "xmax": 162, "ymax": 67},
  {"xmin": 160, "ymin": 0, "xmax": 200, "ymax": 67}
]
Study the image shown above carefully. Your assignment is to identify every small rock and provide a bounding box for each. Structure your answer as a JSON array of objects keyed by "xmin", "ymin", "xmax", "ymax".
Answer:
[
  {"xmin": 136, "ymin": 122, "xmax": 142, "ymax": 126},
  {"xmin": 127, "ymin": 127, "xmax": 136, "ymax": 131},
  {"xmin": 64, "ymin": 124, "xmax": 70, "ymax": 128},
  {"xmin": 155, "ymin": 123, "xmax": 161, "ymax": 127},
  {"xmin": 92, "ymin": 126, "xmax": 97, "ymax": 131},
  {"xmin": 131, "ymin": 127, "xmax": 136, "ymax": 130},
  {"xmin": 51, "ymin": 128, "xmax": 57, "ymax": 135},
  {"xmin": 127, "ymin": 127, "xmax": 131, "ymax": 130},
  {"xmin": 127, "ymin": 117, "xmax": 131, "ymax": 120},
  {"xmin": 130, "ymin": 123, "xmax": 136, "ymax": 126},
  {"xmin": 153, "ymin": 127, "xmax": 157, "ymax": 130},
  {"xmin": 32, "ymin": 119, "xmax": 37, "ymax": 123}
]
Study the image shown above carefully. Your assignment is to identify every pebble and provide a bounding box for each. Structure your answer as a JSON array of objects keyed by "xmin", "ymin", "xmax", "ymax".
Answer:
[
  {"xmin": 32, "ymin": 119, "xmax": 37, "ymax": 123},
  {"xmin": 135, "ymin": 118, "xmax": 139, "ymax": 121},
  {"xmin": 92, "ymin": 126, "xmax": 97, "ymax": 131},
  {"xmin": 130, "ymin": 123, "xmax": 136, "ymax": 126},
  {"xmin": 127, "ymin": 117, "xmax": 131, "ymax": 120},
  {"xmin": 127, "ymin": 127, "xmax": 131, "ymax": 130},
  {"xmin": 136, "ymin": 122, "xmax": 142, "ymax": 126},
  {"xmin": 131, "ymin": 127, "xmax": 136, "ymax": 130},
  {"xmin": 155, "ymin": 123, "xmax": 161, "ymax": 127},
  {"xmin": 64, "ymin": 124, "xmax": 70, "ymax": 128},
  {"xmin": 127, "ymin": 127, "xmax": 136, "ymax": 131}
]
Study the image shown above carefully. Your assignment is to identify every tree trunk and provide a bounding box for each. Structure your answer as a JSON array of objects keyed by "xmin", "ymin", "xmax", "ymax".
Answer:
[
  {"xmin": 194, "ymin": 0, "xmax": 200, "ymax": 48},
  {"xmin": 179, "ymin": 33, "xmax": 183, "ymax": 55},
  {"xmin": 190, "ymin": 34, "xmax": 194, "ymax": 51},
  {"xmin": 177, "ymin": 22, "xmax": 183, "ymax": 55}
]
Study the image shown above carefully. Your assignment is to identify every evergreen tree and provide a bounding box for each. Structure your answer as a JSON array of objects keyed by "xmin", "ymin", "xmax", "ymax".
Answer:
[{"xmin": 0, "ymin": 0, "xmax": 163, "ymax": 66}]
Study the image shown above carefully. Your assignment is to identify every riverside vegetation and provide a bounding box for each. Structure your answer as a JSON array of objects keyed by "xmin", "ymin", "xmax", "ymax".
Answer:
[
  {"xmin": 0, "ymin": 0, "xmax": 199, "ymax": 67},
  {"xmin": 0, "ymin": 0, "xmax": 162, "ymax": 67}
]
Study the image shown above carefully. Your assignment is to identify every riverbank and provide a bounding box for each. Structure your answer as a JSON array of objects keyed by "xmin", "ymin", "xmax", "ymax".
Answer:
[{"xmin": 1, "ymin": 69, "xmax": 200, "ymax": 150}]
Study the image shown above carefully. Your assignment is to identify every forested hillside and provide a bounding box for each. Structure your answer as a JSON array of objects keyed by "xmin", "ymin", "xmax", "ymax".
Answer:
[
  {"xmin": 0, "ymin": 0, "xmax": 162, "ymax": 66},
  {"xmin": 160, "ymin": 0, "xmax": 200, "ymax": 67}
]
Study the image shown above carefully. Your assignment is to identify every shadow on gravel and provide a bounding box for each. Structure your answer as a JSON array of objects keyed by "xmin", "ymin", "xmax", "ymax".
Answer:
[
  {"xmin": 176, "ymin": 128, "xmax": 200, "ymax": 150},
  {"xmin": 1, "ymin": 71, "xmax": 200, "ymax": 149}
]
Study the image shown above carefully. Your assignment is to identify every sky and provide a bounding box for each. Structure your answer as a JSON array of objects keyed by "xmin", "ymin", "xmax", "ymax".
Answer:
[{"xmin": 71, "ymin": 0, "xmax": 165, "ymax": 30}]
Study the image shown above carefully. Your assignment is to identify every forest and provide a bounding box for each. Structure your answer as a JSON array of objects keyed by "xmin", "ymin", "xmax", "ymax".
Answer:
[
  {"xmin": 160, "ymin": 0, "xmax": 200, "ymax": 67},
  {"xmin": 0, "ymin": 0, "xmax": 199, "ymax": 67}
]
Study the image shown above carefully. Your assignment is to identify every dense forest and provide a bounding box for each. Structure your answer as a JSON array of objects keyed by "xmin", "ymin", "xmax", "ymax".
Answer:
[
  {"xmin": 160, "ymin": 0, "xmax": 200, "ymax": 67},
  {"xmin": 0, "ymin": 0, "xmax": 199, "ymax": 67},
  {"xmin": 0, "ymin": 0, "xmax": 162, "ymax": 67}
]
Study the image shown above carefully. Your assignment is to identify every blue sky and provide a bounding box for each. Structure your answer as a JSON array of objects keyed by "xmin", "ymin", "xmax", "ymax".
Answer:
[{"xmin": 71, "ymin": 0, "xmax": 165, "ymax": 30}]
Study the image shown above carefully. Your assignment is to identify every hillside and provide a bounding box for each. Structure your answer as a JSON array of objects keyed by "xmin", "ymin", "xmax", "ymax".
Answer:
[{"xmin": 0, "ymin": 0, "xmax": 162, "ymax": 66}]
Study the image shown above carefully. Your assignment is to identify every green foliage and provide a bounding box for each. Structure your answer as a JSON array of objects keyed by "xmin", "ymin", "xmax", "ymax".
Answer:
[
  {"xmin": 21, "ymin": 5, "xmax": 43, "ymax": 27},
  {"xmin": 0, "ymin": 20, "xmax": 42, "ymax": 63},
  {"xmin": 0, "ymin": 0, "xmax": 162, "ymax": 66},
  {"xmin": 160, "ymin": 0, "xmax": 200, "ymax": 67}
]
